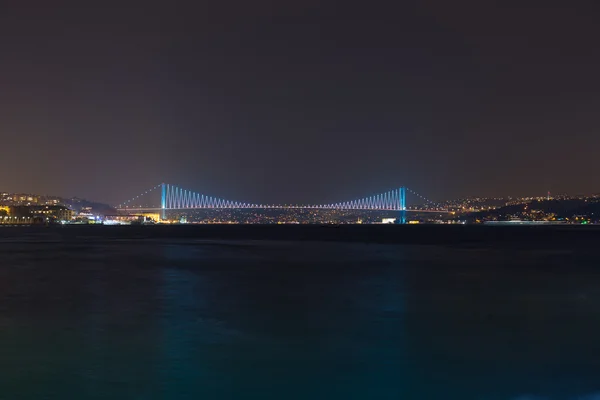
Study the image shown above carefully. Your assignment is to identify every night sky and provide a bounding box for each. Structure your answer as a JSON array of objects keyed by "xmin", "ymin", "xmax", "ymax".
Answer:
[{"xmin": 1, "ymin": 1, "xmax": 599, "ymax": 205}]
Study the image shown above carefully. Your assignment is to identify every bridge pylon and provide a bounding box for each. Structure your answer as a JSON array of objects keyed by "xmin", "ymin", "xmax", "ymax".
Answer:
[
  {"xmin": 398, "ymin": 186, "xmax": 407, "ymax": 224},
  {"xmin": 161, "ymin": 183, "xmax": 166, "ymax": 220}
]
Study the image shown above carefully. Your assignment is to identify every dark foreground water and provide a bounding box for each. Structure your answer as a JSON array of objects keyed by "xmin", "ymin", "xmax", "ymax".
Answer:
[{"xmin": 1, "ymin": 227, "xmax": 600, "ymax": 399}]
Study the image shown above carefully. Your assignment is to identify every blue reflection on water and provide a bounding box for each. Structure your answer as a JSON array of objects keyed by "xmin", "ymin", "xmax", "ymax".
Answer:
[{"xmin": 0, "ymin": 237, "xmax": 599, "ymax": 399}]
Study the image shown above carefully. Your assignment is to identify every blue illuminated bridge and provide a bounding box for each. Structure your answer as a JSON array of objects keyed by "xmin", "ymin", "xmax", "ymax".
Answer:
[{"xmin": 117, "ymin": 184, "xmax": 449, "ymax": 222}]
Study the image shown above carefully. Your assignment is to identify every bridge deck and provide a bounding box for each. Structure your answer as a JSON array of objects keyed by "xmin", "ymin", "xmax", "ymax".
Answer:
[{"xmin": 117, "ymin": 207, "xmax": 450, "ymax": 213}]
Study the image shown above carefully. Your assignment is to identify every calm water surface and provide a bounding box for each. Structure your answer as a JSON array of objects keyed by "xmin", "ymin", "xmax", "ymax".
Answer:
[{"xmin": 1, "ymin": 232, "xmax": 600, "ymax": 399}]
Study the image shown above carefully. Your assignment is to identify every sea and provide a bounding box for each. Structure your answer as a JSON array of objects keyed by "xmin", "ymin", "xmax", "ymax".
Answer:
[{"xmin": 1, "ymin": 225, "xmax": 600, "ymax": 400}]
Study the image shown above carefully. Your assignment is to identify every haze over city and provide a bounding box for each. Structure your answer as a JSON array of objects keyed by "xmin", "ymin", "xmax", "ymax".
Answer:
[{"xmin": 1, "ymin": 1, "xmax": 599, "ymax": 205}]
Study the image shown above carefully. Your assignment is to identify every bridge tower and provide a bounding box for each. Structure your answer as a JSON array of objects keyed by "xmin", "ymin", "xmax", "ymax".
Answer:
[
  {"xmin": 398, "ymin": 186, "xmax": 407, "ymax": 224},
  {"xmin": 161, "ymin": 183, "xmax": 166, "ymax": 220}
]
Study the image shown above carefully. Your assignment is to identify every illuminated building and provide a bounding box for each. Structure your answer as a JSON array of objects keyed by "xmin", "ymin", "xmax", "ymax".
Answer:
[{"xmin": 29, "ymin": 206, "xmax": 74, "ymax": 222}]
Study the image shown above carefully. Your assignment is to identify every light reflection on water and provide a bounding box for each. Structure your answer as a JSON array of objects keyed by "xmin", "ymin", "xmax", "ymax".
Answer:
[{"xmin": 0, "ymin": 236, "xmax": 599, "ymax": 399}]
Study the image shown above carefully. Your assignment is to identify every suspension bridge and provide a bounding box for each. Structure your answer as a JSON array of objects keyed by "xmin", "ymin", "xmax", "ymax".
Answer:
[{"xmin": 116, "ymin": 184, "xmax": 448, "ymax": 223}]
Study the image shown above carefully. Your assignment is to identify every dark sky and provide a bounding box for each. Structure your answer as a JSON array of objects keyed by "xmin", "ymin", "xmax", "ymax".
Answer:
[{"xmin": 1, "ymin": 1, "xmax": 599, "ymax": 205}]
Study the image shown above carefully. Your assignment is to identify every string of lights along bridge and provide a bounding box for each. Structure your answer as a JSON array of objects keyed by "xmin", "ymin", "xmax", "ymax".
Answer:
[{"xmin": 117, "ymin": 184, "xmax": 446, "ymax": 214}]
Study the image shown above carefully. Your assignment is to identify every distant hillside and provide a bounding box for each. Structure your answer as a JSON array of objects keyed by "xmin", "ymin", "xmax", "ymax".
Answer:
[
  {"xmin": 467, "ymin": 199, "xmax": 600, "ymax": 222},
  {"xmin": 64, "ymin": 198, "xmax": 117, "ymax": 216}
]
